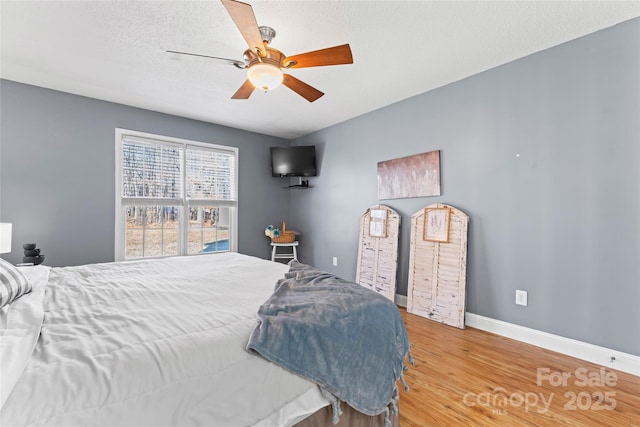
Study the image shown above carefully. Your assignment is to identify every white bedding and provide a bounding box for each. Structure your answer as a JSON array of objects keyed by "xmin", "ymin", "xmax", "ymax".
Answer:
[{"xmin": 0, "ymin": 253, "xmax": 328, "ymax": 426}]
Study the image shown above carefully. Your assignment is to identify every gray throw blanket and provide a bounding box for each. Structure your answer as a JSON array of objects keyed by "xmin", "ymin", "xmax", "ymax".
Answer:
[{"xmin": 247, "ymin": 261, "xmax": 413, "ymax": 425}]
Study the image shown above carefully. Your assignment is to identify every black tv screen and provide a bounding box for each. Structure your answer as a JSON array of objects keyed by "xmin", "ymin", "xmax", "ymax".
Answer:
[{"xmin": 270, "ymin": 146, "xmax": 317, "ymax": 177}]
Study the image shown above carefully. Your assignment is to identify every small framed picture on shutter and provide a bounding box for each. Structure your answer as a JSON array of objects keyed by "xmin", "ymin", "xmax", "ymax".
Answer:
[
  {"xmin": 423, "ymin": 207, "xmax": 450, "ymax": 242},
  {"xmin": 369, "ymin": 208, "xmax": 388, "ymax": 238}
]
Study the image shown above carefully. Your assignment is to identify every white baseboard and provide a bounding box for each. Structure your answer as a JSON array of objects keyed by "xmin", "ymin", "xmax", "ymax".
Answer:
[
  {"xmin": 465, "ymin": 313, "xmax": 640, "ymax": 377},
  {"xmin": 395, "ymin": 294, "xmax": 639, "ymax": 377}
]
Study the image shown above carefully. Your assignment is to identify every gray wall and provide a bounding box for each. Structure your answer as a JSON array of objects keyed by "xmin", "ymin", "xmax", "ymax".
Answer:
[
  {"xmin": 0, "ymin": 80, "xmax": 290, "ymax": 266},
  {"xmin": 290, "ymin": 19, "xmax": 640, "ymax": 355}
]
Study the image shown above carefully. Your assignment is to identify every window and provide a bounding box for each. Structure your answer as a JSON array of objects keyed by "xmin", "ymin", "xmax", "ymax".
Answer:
[{"xmin": 115, "ymin": 129, "xmax": 237, "ymax": 261}]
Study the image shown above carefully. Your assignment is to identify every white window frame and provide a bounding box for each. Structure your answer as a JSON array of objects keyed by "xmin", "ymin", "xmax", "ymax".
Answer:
[{"xmin": 114, "ymin": 128, "xmax": 238, "ymax": 261}]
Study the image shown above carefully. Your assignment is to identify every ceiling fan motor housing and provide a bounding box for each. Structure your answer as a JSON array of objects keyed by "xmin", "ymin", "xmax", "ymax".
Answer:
[{"xmin": 244, "ymin": 45, "xmax": 286, "ymax": 68}]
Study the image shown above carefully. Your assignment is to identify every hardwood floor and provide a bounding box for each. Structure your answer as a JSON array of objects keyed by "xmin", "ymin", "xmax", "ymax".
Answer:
[{"xmin": 397, "ymin": 309, "xmax": 640, "ymax": 426}]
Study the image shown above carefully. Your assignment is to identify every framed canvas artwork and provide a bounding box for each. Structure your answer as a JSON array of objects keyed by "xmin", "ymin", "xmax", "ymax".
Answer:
[{"xmin": 377, "ymin": 150, "xmax": 441, "ymax": 200}]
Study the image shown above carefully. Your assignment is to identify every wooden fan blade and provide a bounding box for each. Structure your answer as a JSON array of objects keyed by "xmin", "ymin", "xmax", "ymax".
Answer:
[
  {"xmin": 282, "ymin": 74, "xmax": 324, "ymax": 102},
  {"xmin": 166, "ymin": 50, "xmax": 245, "ymax": 68},
  {"xmin": 220, "ymin": 0, "xmax": 266, "ymax": 56},
  {"xmin": 231, "ymin": 79, "xmax": 255, "ymax": 99},
  {"xmin": 285, "ymin": 44, "xmax": 353, "ymax": 69}
]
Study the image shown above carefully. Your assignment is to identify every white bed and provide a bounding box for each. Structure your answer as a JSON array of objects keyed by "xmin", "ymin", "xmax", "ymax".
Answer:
[{"xmin": 1, "ymin": 253, "xmax": 330, "ymax": 426}]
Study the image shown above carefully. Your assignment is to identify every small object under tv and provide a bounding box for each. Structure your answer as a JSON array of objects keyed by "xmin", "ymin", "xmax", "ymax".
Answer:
[{"xmin": 270, "ymin": 146, "xmax": 317, "ymax": 178}]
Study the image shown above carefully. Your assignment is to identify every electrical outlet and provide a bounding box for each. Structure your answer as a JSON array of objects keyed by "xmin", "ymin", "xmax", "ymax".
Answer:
[
  {"xmin": 516, "ymin": 290, "xmax": 528, "ymax": 306},
  {"xmin": 332, "ymin": 257, "xmax": 338, "ymax": 266}
]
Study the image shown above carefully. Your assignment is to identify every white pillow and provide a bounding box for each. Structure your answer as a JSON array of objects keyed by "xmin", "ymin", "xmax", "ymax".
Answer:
[
  {"xmin": 0, "ymin": 258, "xmax": 32, "ymax": 308},
  {"xmin": 0, "ymin": 265, "xmax": 49, "ymax": 410}
]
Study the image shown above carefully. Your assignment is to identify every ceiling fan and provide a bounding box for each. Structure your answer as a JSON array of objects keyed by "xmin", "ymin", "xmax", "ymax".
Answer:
[{"xmin": 167, "ymin": 0, "xmax": 353, "ymax": 102}]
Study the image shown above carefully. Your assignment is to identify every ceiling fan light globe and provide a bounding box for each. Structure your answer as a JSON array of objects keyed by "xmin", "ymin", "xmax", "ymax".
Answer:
[{"xmin": 247, "ymin": 63, "xmax": 283, "ymax": 91}]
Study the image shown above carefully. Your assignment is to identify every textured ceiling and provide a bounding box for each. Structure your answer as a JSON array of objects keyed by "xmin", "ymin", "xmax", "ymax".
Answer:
[{"xmin": 1, "ymin": 1, "xmax": 638, "ymax": 139}]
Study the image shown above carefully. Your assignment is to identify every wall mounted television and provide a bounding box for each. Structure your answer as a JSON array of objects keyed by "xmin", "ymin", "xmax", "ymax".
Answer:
[{"xmin": 270, "ymin": 145, "xmax": 317, "ymax": 177}]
